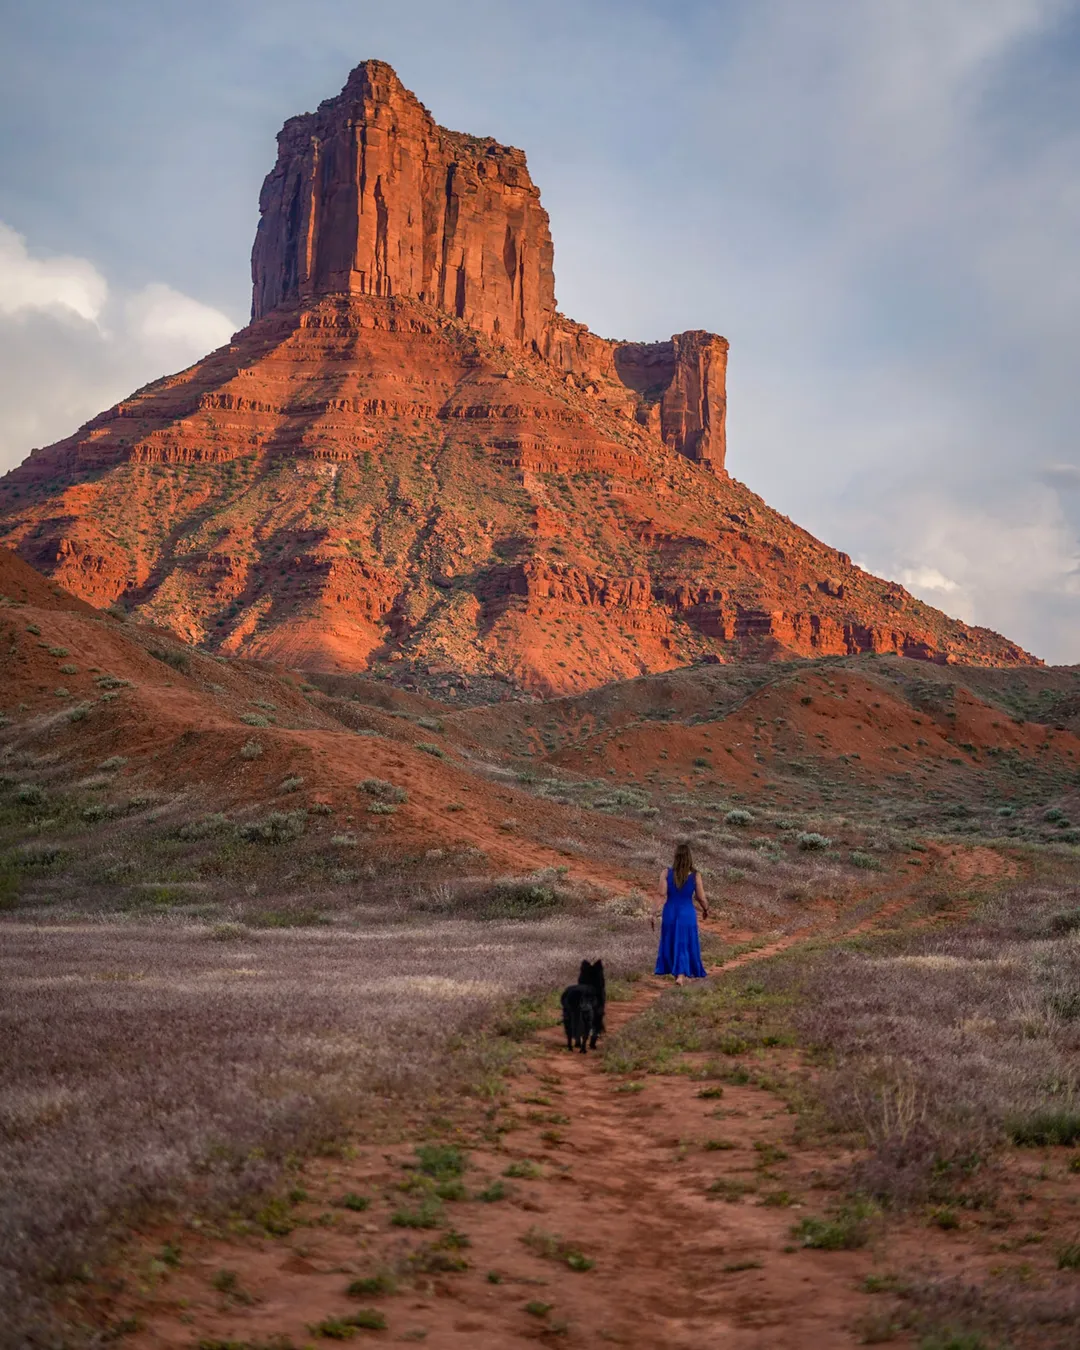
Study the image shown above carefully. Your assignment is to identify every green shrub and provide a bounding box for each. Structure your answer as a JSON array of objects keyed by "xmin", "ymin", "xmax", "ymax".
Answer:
[
  {"xmin": 504, "ymin": 1159, "xmax": 541, "ymax": 1179},
  {"xmin": 279, "ymin": 776, "xmax": 304, "ymax": 793},
  {"xmin": 725, "ymin": 809, "xmax": 754, "ymax": 826},
  {"xmin": 334, "ymin": 1193, "xmax": 371, "ymax": 1212},
  {"xmin": 240, "ymin": 713, "xmax": 270, "ymax": 727},
  {"xmin": 415, "ymin": 1144, "xmax": 466, "ymax": 1179},
  {"xmin": 149, "ymin": 647, "xmax": 191, "ymax": 674},
  {"xmin": 357, "ymin": 778, "xmax": 407, "ymax": 803},
  {"xmin": 346, "ymin": 1273, "xmax": 395, "ymax": 1296},
  {"xmin": 1057, "ymin": 1242, "xmax": 1080, "ymax": 1270},
  {"xmin": 792, "ymin": 1204, "xmax": 872, "ymax": 1249},
  {"xmin": 238, "ymin": 811, "xmax": 306, "ymax": 844},
  {"xmin": 0, "ymin": 869, "xmax": 19, "ymax": 911},
  {"xmin": 390, "ymin": 1198, "xmax": 443, "ymax": 1229},
  {"xmin": 416, "ymin": 741, "xmax": 444, "ymax": 758},
  {"xmin": 99, "ymin": 756, "xmax": 128, "ymax": 771},
  {"xmin": 367, "ymin": 802, "xmax": 397, "ymax": 815},
  {"xmin": 797, "ymin": 831, "xmax": 832, "ymax": 851},
  {"xmin": 239, "ymin": 739, "xmax": 264, "ymax": 760},
  {"xmin": 1008, "ymin": 1110, "xmax": 1080, "ymax": 1146},
  {"xmin": 417, "ymin": 717, "xmax": 443, "ymax": 732},
  {"xmin": 849, "ymin": 850, "xmax": 883, "ymax": 870}
]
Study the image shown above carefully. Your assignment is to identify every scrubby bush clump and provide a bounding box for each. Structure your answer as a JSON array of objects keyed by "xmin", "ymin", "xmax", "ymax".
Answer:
[
  {"xmin": 797, "ymin": 832, "xmax": 832, "ymax": 851},
  {"xmin": 725, "ymin": 809, "xmax": 754, "ymax": 826},
  {"xmin": 237, "ymin": 810, "xmax": 306, "ymax": 844},
  {"xmin": 358, "ymin": 778, "xmax": 408, "ymax": 804}
]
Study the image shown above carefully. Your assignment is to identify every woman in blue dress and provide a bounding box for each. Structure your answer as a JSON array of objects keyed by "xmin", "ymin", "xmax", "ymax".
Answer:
[{"xmin": 654, "ymin": 841, "xmax": 709, "ymax": 984}]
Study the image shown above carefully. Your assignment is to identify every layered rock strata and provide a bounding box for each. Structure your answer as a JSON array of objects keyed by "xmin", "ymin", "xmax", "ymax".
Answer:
[
  {"xmin": 0, "ymin": 62, "xmax": 1038, "ymax": 691},
  {"xmin": 251, "ymin": 60, "xmax": 726, "ymax": 471}
]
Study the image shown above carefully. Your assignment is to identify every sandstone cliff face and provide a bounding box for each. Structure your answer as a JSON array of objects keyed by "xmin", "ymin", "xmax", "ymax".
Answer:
[
  {"xmin": 0, "ymin": 63, "xmax": 1038, "ymax": 691},
  {"xmin": 252, "ymin": 61, "xmax": 557, "ymax": 355},
  {"xmin": 251, "ymin": 60, "xmax": 727, "ymax": 474}
]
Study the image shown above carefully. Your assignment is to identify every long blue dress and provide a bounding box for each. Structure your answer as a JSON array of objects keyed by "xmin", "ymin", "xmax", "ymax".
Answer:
[{"xmin": 655, "ymin": 869, "xmax": 707, "ymax": 978}]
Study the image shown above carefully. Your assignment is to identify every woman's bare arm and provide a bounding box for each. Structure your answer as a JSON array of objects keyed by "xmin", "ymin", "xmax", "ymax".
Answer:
[
  {"xmin": 695, "ymin": 873, "xmax": 709, "ymax": 919},
  {"xmin": 651, "ymin": 871, "xmax": 666, "ymax": 930}
]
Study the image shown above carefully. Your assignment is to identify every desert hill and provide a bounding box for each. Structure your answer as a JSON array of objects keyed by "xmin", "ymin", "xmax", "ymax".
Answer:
[
  {"xmin": 0, "ymin": 59, "xmax": 1037, "ymax": 693},
  {"xmin": 2, "ymin": 547, "xmax": 1077, "ymax": 917}
]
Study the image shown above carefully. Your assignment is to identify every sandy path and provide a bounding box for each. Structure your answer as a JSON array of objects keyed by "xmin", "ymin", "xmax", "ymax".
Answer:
[{"xmin": 121, "ymin": 890, "xmax": 938, "ymax": 1350}]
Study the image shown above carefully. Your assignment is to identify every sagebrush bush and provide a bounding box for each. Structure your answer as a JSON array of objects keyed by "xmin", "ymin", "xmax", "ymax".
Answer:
[
  {"xmin": 797, "ymin": 831, "xmax": 832, "ymax": 851},
  {"xmin": 237, "ymin": 811, "xmax": 306, "ymax": 844},
  {"xmin": 358, "ymin": 778, "xmax": 407, "ymax": 803},
  {"xmin": 239, "ymin": 739, "xmax": 264, "ymax": 760},
  {"xmin": 725, "ymin": 809, "xmax": 754, "ymax": 826}
]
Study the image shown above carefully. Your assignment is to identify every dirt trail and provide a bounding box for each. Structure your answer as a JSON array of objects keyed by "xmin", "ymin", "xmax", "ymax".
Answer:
[{"xmin": 121, "ymin": 882, "xmax": 960, "ymax": 1350}]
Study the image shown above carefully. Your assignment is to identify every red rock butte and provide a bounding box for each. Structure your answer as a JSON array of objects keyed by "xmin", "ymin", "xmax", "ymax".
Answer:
[{"xmin": 0, "ymin": 60, "xmax": 1038, "ymax": 692}]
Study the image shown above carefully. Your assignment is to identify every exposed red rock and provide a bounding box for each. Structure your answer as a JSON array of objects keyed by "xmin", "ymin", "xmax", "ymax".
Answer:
[{"xmin": 0, "ymin": 61, "xmax": 1038, "ymax": 691}]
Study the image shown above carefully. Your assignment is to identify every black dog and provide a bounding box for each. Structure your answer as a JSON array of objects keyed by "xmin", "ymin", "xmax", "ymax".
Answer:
[{"xmin": 561, "ymin": 959, "xmax": 606, "ymax": 1053}]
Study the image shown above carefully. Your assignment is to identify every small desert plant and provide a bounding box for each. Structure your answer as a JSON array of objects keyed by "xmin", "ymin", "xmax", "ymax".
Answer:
[
  {"xmin": 797, "ymin": 831, "xmax": 832, "ymax": 851},
  {"xmin": 149, "ymin": 647, "xmax": 191, "ymax": 674},
  {"xmin": 417, "ymin": 717, "xmax": 442, "ymax": 732},
  {"xmin": 1057, "ymin": 1242, "xmax": 1080, "ymax": 1270},
  {"xmin": 416, "ymin": 741, "xmax": 444, "ymax": 757},
  {"xmin": 725, "ymin": 809, "xmax": 753, "ymax": 826},
  {"xmin": 521, "ymin": 1227, "xmax": 594, "ymax": 1270},
  {"xmin": 334, "ymin": 1193, "xmax": 371, "ymax": 1212},
  {"xmin": 346, "ymin": 1273, "xmax": 395, "ymax": 1296},
  {"xmin": 390, "ymin": 1197, "xmax": 443, "ymax": 1229},
  {"xmin": 415, "ymin": 1144, "xmax": 466, "ymax": 1178},
  {"xmin": 504, "ymin": 1159, "xmax": 541, "ymax": 1179},
  {"xmin": 237, "ymin": 811, "xmax": 306, "ymax": 844},
  {"xmin": 707, "ymin": 1177, "xmax": 754, "ymax": 1201},
  {"xmin": 792, "ymin": 1202, "xmax": 875, "ymax": 1249},
  {"xmin": 98, "ymin": 755, "xmax": 128, "ymax": 771},
  {"xmin": 358, "ymin": 778, "xmax": 407, "ymax": 803},
  {"xmin": 239, "ymin": 739, "xmax": 264, "ymax": 760},
  {"xmin": 1007, "ymin": 1109, "xmax": 1080, "ymax": 1147},
  {"xmin": 177, "ymin": 813, "xmax": 228, "ymax": 841},
  {"xmin": 279, "ymin": 776, "xmax": 304, "ymax": 793},
  {"xmin": 240, "ymin": 713, "xmax": 270, "ymax": 727}
]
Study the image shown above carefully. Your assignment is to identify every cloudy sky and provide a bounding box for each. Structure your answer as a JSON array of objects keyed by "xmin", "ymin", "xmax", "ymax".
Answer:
[{"xmin": 2, "ymin": 0, "xmax": 1079, "ymax": 660}]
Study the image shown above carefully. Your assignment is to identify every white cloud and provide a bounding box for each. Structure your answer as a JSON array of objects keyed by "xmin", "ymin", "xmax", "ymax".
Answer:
[
  {"xmin": 898, "ymin": 567, "xmax": 961, "ymax": 596},
  {"xmin": 126, "ymin": 282, "xmax": 235, "ymax": 352},
  {"xmin": 0, "ymin": 223, "xmax": 237, "ymax": 469},
  {"xmin": 0, "ymin": 222, "xmax": 107, "ymax": 324}
]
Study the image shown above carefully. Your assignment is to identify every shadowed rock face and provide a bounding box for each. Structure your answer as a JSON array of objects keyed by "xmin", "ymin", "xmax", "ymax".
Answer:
[{"xmin": 0, "ymin": 62, "xmax": 1039, "ymax": 690}]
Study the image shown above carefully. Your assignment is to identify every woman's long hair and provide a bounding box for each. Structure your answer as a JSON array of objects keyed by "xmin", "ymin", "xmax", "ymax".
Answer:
[{"xmin": 673, "ymin": 841, "xmax": 694, "ymax": 889}]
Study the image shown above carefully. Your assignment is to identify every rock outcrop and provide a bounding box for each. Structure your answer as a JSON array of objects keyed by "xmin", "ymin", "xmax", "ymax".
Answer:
[
  {"xmin": 251, "ymin": 60, "xmax": 727, "ymax": 472},
  {"xmin": 0, "ymin": 61, "xmax": 1039, "ymax": 691}
]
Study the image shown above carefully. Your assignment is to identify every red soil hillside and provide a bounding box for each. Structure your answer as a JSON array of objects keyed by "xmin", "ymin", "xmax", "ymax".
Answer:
[
  {"xmin": 0, "ymin": 549, "xmax": 643, "ymax": 886},
  {"xmin": 0, "ymin": 60, "xmax": 1037, "ymax": 693}
]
